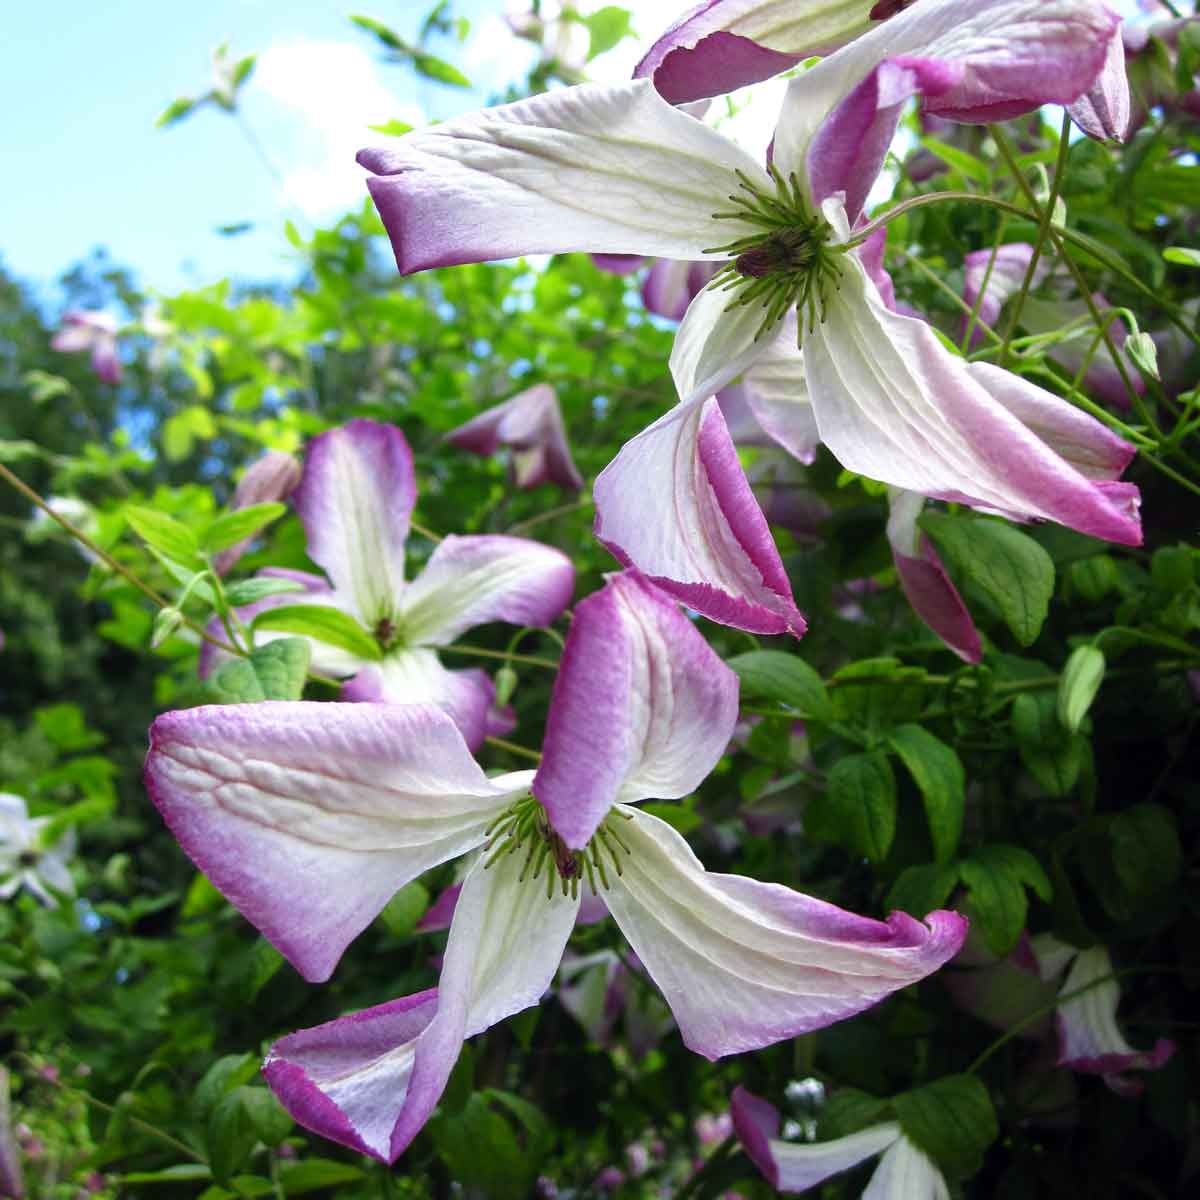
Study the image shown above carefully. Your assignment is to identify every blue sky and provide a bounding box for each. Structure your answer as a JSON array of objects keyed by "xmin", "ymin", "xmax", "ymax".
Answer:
[{"xmin": 2, "ymin": 1, "xmax": 679, "ymax": 304}]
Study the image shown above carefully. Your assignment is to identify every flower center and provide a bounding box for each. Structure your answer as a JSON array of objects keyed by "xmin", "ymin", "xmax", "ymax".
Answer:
[
  {"xmin": 481, "ymin": 796, "xmax": 632, "ymax": 900},
  {"xmin": 705, "ymin": 166, "xmax": 846, "ymax": 342},
  {"xmin": 17, "ymin": 850, "xmax": 39, "ymax": 868}
]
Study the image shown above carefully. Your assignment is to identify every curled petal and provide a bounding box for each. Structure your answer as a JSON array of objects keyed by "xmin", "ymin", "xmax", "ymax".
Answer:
[
  {"xmin": 863, "ymin": 1135, "xmax": 950, "ymax": 1200},
  {"xmin": 635, "ymin": 2, "xmax": 878, "ymax": 103},
  {"xmin": 446, "ymin": 385, "xmax": 583, "ymax": 491},
  {"xmin": 1068, "ymin": 23, "xmax": 1131, "ymax": 142},
  {"xmin": 397, "ymin": 534, "xmax": 574, "ymax": 646},
  {"xmin": 603, "ymin": 809, "xmax": 967, "ymax": 1058},
  {"xmin": 533, "ymin": 571, "xmax": 739, "ymax": 848},
  {"xmin": 594, "ymin": 398, "xmax": 807, "ymax": 637},
  {"xmin": 959, "ymin": 243, "xmax": 1046, "ymax": 349},
  {"xmin": 342, "ymin": 649, "xmax": 497, "ymax": 752},
  {"xmin": 416, "ymin": 882, "xmax": 462, "ymax": 933},
  {"xmin": 145, "ymin": 702, "xmax": 533, "ymax": 981},
  {"xmin": 266, "ymin": 849, "xmax": 578, "ymax": 1162},
  {"xmin": 886, "ymin": 490, "xmax": 982, "ymax": 663},
  {"xmin": 736, "ymin": 314, "xmax": 821, "ymax": 464},
  {"xmin": 805, "ymin": 255, "xmax": 1142, "ymax": 545},
  {"xmin": 292, "ymin": 419, "xmax": 414, "ymax": 627},
  {"xmin": 672, "ymin": 282, "xmax": 774, "ymax": 406},
  {"xmin": 357, "ymin": 80, "xmax": 768, "ymax": 272}
]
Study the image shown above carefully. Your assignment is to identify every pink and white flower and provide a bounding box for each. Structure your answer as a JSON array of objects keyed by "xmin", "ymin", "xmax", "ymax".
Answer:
[
  {"xmin": 145, "ymin": 571, "xmax": 966, "ymax": 1163},
  {"xmin": 0, "ymin": 794, "xmax": 75, "ymax": 909},
  {"xmin": 50, "ymin": 310, "xmax": 121, "ymax": 385}
]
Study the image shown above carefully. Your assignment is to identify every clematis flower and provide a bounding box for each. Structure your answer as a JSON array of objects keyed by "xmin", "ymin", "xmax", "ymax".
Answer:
[
  {"xmin": 359, "ymin": 0, "xmax": 1138, "ymax": 634},
  {"xmin": 0, "ymin": 795, "xmax": 75, "ymax": 909},
  {"xmin": 145, "ymin": 570, "xmax": 966, "ymax": 1163},
  {"xmin": 204, "ymin": 418, "xmax": 574, "ymax": 750},
  {"xmin": 1031, "ymin": 936, "xmax": 1175, "ymax": 1096},
  {"xmin": 733, "ymin": 1086, "xmax": 949, "ymax": 1198},
  {"xmin": 50, "ymin": 310, "xmax": 122, "ymax": 385},
  {"xmin": 445, "ymin": 384, "xmax": 583, "ymax": 491},
  {"xmin": 212, "ymin": 449, "xmax": 303, "ymax": 575}
]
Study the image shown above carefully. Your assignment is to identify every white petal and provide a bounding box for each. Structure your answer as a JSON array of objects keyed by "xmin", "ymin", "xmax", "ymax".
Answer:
[
  {"xmin": 775, "ymin": 1123, "xmax": 902, "ymax": 1192},
  {"xmin": 671, "ymin": 282, "xmax": 775, "ymax": 405},
  {"xmin": 863, "ymin": 1135, "xmax": 951, "ymax": 1200}
]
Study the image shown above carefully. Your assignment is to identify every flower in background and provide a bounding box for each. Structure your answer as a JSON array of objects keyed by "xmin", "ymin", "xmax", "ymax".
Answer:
[
  {"xmin": 212, "ymin": 450, "xmax": 303, "ymax": 575},
  {"xmin": 592, "ymin": 254, "xmax": 718, "ymax": 321},
  {"xmin": 50, "ymin": 311, "xmax": 121, "ymax": 385},
  {"xmin": 733, "ymin": 1087, "xmax": 949, "ymax": 1198},
  {"xmin": 145, "ymin": 570, "xmax": 965, "ymax": 1163},
  {"xmin": 202, "ymin": 418, "xmax": 575, "ymax": 750},
  {"xmin": 446, "ymin": 384, "xmax": 583, "ymax": 491},
  {"xmin": 0, "ymin": 795, "xmax": 75, "ymax": 909},
  {"xmin": 0, "ymin": 1067, "xmax": 23, "ymax": 1200}
]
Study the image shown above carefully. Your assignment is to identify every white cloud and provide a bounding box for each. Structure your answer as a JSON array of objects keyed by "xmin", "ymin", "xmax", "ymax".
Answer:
[{"xmin": 251, "ymin": 39, "xmax": 423, "ymax": 218}]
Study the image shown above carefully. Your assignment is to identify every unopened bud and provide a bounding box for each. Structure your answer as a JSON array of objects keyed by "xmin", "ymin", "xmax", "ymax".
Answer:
[
  {"xmin": 152, "ymin": 607, "xmax": 185, "ymax": 648},
  {"xmin": 494, "ymin": 665, "xmax": 518, "ymax": 707}
]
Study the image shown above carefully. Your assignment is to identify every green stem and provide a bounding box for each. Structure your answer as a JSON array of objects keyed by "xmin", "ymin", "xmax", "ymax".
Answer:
[
  {"xmin": 505, "ymin": 494, "xmax": 594, "ymax": 535},
  {"xmin": 440, "ymin": 643, "xmax": 559, "ymax": 670},
  {"xmin": 409, "ymin": 519, "xmax": 443, "ymax": 543},
  {"xmin": 901, "ymin": 252, "xmax": 1003, "ymax": 346},
  {"xmin": 484, "ymin": 735, "xmax": 541, "ymax": 762}
]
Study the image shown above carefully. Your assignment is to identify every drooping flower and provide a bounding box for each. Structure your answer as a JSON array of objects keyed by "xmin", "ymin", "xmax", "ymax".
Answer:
[
  {"xmin": 732, "ymin": 1086, "xmax": 950, "ymax": 1198},
  {"xmin": 212, "ymin": 450, "xmax": 303, "ymax": 575},
  {"xmin": 50, "ymin": 311, "xmax": 122, "ymax": 385},
  {"xmin": 358, "ymin": 0, "xmax": 1139, "ymax": 634},
  {"xmin": 203, "ymin": 418, "xmax": 575, "ymax": 750},
  {"xmin": 145, "ymin": 570, "xmax": 966, "ymax": 1163},
  {"xmin": 445, "ymin": 384, "xmax": 583, "ymax": 491},
  {"xmin": 0, "ymin": 795, "xmax": 75, "ymax": 909}
]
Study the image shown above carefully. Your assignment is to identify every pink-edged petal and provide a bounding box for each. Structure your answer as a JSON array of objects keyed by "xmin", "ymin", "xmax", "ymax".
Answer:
[
  {"xmin": 264, "ymin": 990, "xmax": 441, "ymax": 1161},
  {"xmin": 214, "ymin": 451, "xmax": 303, "ymax": 574},
  {"xmin": 635, "ymin": 2, "xmax": 880, "ymax": 103},
  {"xmin": 50, "ymin": 324, "xmax": 95, "ymax": 353},
  {"xmin": 342, "ymin": 649, "xmax": 496, "ymax": 752},
  {"xmin": 1053, "ymin": 946, "xmax": 1176, "ymax": 1083},
  {"xmin": 1068, "ymin": 23, "xmax": 1131, "ymax": 142},
  {"xmin": 416, "ymin": 882, "xmax": 462, "ymax": 933},
  {"xmin": 805, "ymin": 255, "xmax": 1142, "ymax": 545},
  {"xmin": 397, "ymin": 534, "xmax": 574, "ymax": 646},
  {"xmin": 292, "ymin": 419, "xmax": 414, "ymax": 627},
  {"xmin": 863, "ymin": 1135, "xmax": 950, "ymax": 1200},
  {"xmin": 357, "ymin": 79, "xmax": 768, "ymax": 272},
  {"xmin": 643, "ymin": 260, "xmax": 718, "ymax": 322},
  {"xmin": 603, "ymin": 809, "xmax": 967, "ymax": 1058},
  {"xmin": 886, "ymin": 491, "xmax": 981, "ymax": 663},
  {"xmin": 266, "ymin": 848, "xmax": 578, "ymax": 1162},
  {"xmin": 808, "ymin": 57, "xmax": 963, "ymax": 224},
  {"xmin": 532, "ymin": 571, "xmax": 739, "ymax": 849},
  {"xmin": 731, "ymin": 1086, "xmax": 783, "ymax": 1188},
  {"xmin": 446, "ymin": 385, "xmax": 582, "ymax": 491},
  {"xmin": 959, "ymin": 243, "xmax": 1045, "ymax": 350},
  {"xmin": 593, "ymin": 397, "xmax": 807, "ymax": 637},
  {"xmin": 144, "ymin": 702, "xmax": 534, "ymax": 982},
  {"xmin": 89, "ymin": 338, "xmax": 122, "ymax": 385},
  {"xmin": 772, "ymin": 0, "xmax": 1119, "ymax": 180}
]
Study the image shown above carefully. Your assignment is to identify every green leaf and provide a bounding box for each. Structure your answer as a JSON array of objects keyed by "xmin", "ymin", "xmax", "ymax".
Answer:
[
  {"xmin": 429, "ymin": 1091, "xmax": 548, "ymax": 1200},
  {"xmin": 182, "ymin": 871, "xmax": 225, "ymax": 918},
  {"xmin": 816, "ymin": 1087, "xmax": 892, "ymax": 1141},
  {"xmin": 885, "ymin": 863, "xmax": 959, "ymax": 918},
  {"xmin": 349, "ymin": 14, "xmax": 407, "ymax": 50},
  {"xmin": 1011, "ymin": 692, "xmax": 1086, "ymax": 795},
  {"xmin": 1163, "ymin": 246, "xmax": 1200, "ymax": 267},
  {"xmin": 253, "ymin": 605, "xmax": 381, "ymax": 661},
  {"xmin": 920, "ymin": 513, "xmax": 1054, "ymax": 646},
  {"xmin": 207, "ymin": 1090, "xmax": 258, "ymax": 1184},
  {"xmin": 1057, "ymin": 645, "xmax": 1105, "ymax": 733},
  {"xmin": 156, "ymin": 96, "xmax": 198, "ymax": 127},
  {"xmin": 201, "ymin": 503, "xmax": 287, "ymax": 554},
  {"xmin": 807, "ymin": 752, "xmax": 897, "ymax": 863},
  {"xmin": 237, "ymin": 1087, "xmax": 292, "ymax": 1146},
  {"xmin": 918, "ymin": 136, "xmax": 990, "ymax": 185},
  {"xmin": 893, "ymin": 1074, "xmax": 998, "ymax": 1178},
  {"xmin": 726, "ymin": 650, "xmax": 830, "ymax": 719},
  {"xmin": 958, "ymin": 844, "xmax": 1052, "ymax": 957},
  {"xmin": 378, "ymin": 880, "xmax": 431, "ymax": 938},
  {"xmin": 35, "ymin": 703, "xmax": 104, "ymax": 750},
  {"xmin": 367, "ymin": 118, "xmax": 414, "ymax": 136},
  {"xmin": 223, "ymin": 577, "xmax": 307, "ymax": 607},
  {"xmin": 125, "ymin": 506, "xmax": 202, "ymax": 567},
  {"xmin": 122, "ymin": 1164, "xmax": 213, "ymax": 1184},
  {"xmin": 207, "ymin": 638, "xmax": 311, "ymax": 704},
  {"xmin": 1108, "ymin": 804, "xmax": 1181, "ymax": 903},
  {"xmin": 642, "ymin": 798, "xmax": 703, "ymax": 835},
  {"xmin": 413, "ymin": 51, "xmax": 471, "ymax": 87},
  {"xmin": 277, "ymin": 1159, "xmax": 365, "ymax": 1194},
  {"xmin": 194, "ymin": 1054, "xmax": 260, "ymax": 1120},
  {"xmin": 583, "ymin": 5, "xmax": 634, "ymax": 60},
  {"xmin": 886, "ymin": 724, "xmax": 965, "ymax": 863}
]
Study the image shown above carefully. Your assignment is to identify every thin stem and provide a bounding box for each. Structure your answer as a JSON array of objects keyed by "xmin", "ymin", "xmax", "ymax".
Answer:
[
  {"xmin": 439, "ymin": 643, "xmax": 560, "ymax": 670},
  {"xmin": 0, "ymin": 461, "xmax": 239, "ymax": 656},
  {"xmin": 675, "ymin": 1136, "xmax": 737, "ymax": 1200},
  {"xmin": 960, "ymin": 220, "xmax": 1008, "ymax": 353},
  {"xmin": 484, "ymin": 735, "xmax": 541, "ymax": 762},
  {"xmin": 505, "ymin": 494, "xmax": 594, "ymax": 535},
  {"xmin": 999, "ymin": 112, "xmax": 1072, "ymax": 368},
  {"xmin": 409, "ymin": 519, "xmax": 443, "ymax": 543},
  {"xmin": 900, "ymin": 251, "xmax": 1003, "ymax": 346}
]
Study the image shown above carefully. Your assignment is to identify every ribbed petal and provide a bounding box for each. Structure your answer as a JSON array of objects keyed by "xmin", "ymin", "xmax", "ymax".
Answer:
[
  {"xmin": 1053, "ymin": 946, "xmax": 1176, "ymax": 1081},
  {"xmin": 886, "ymin": 490, "xmax": 981, "ymax": 663},
  {"xmin": 635, "ymin": 1, "xmax": 878, "ymax": 103},
  {"xmin": 446, "ymin": 385, "xmax": 583, "ymax": 491},
  {"xmin": 772, "ymin": 0, "xmax": 1119, "ymax": 181},
  {"xmin": 357, "ymin": 79, "xmax": 768, "ymax": 272},
  {"xmin": 396, "ymin": 534, "xmax": 574, "ymax": 646},
  {"xmin": 1067, "ymin": 23, "xmax": 1131, "ymax": 142},
  {"xmin": 805, "ymin": 254, "xmax": 1142, "ymax": 545},
  {"xmin": 266, "ymin": 847, "xmax": 578, "ymax": 1162},
  {"xmin": 341, "ymin": 649, "xmax": 496, "ymax": 753},
  {"xmin": 863, "ymin": 1136, "xmax": 950, "ymax": 1200},
  {"xmin": 145, "ymin": 702, "xmax": 533, "ymax": 982},
  {"xmin": 533, "ymin": 571, "xmax": 739, "ymax": 849},
  {"xmin": 291, "ymin": 419, "xmax": 415, "ymax": 627},
  {"xmin": 737, "ymin": 315, "xmax": 821, "ymax": 464},
  {"xmin": 603, "ymin": 809, "xmax": 967, "ymax": 1058},
  {"xmin": 671, "ymin": 282, "xmax": 774, "ymax": 406},
  {"xmin": 593, "ymin": 397, "xmax": 807, "ymax": 636}
]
